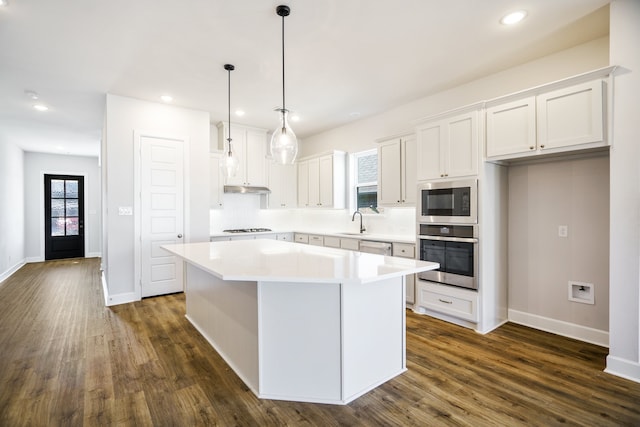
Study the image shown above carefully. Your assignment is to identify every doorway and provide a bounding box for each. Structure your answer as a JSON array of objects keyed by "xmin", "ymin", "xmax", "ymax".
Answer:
[{"xmin": 44, "ymin": 174, "xmax": 85, "ymax": 260}]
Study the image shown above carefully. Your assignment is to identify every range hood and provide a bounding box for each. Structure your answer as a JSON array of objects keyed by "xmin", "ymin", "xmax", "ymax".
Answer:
[{"xmin": 224, "ymin": 185, "xmax": 271, "ymax": 195}]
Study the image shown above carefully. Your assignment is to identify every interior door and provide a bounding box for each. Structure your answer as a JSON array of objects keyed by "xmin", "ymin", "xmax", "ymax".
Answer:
[
  {"xmin": 44, "ymin": 174, "xmax": 85, "ymax": 260},
  {"xmin": 140, "ymin": 136, "xmax": 185, "ymax": 298}
]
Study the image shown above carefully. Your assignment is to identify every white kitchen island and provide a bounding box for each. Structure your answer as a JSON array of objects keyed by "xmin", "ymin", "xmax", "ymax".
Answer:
[{"xmin": 162, "ymin": 239, "xmax": 438, "ymax": 405}]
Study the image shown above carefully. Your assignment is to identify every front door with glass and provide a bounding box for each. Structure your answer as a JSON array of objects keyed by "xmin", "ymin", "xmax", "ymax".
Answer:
[{"xmin": 44, "ymin": 174, "xmax": 84, "ymax": 260}]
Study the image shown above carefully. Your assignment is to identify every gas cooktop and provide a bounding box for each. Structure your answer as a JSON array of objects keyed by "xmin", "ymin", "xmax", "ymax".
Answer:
[{"xmin": 222, "ymin": 228, "xmax": 272, "ymax": 233}]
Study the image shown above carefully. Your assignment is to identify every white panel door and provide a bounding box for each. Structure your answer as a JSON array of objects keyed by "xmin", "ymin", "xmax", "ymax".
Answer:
[{"xmin": 141, "ymin": 136, "xmax": 184, "ymax": 297}]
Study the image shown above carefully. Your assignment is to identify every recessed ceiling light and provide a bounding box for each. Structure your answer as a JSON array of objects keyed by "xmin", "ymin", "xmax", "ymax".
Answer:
[
  {"xmin": 33, "ymin": 104, "xmax": 48, "ymax": 111},
  {"xmin": 160, "ymin": 95, "xmax": 173, "ymax": 103},
  {"xmin": 0, "ymin": 0, "xmax": 8, "ymax": 7},
  {"xmin": 500, "ymin": 10, "xmax": 527, "ymax": 25},
  {"xmin": 235, "ymin": 109, "xmax": 245, "ymax": 117},
  {"xmin": 349, "ymin": 112, "xmax": 361, "ymax": 118},
  {"xmin": 290, "ymin": 114, "xmax": 300, "ymax": 122}
]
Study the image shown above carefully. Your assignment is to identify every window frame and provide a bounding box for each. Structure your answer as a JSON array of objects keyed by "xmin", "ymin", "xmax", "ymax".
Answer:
[{"xmin": 350, "ymin": 148, "xmax": 379, "ymax": 213}]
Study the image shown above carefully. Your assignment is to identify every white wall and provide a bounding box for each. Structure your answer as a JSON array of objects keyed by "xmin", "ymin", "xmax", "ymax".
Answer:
[
  {"xmin": 103, "ymin": 94, "xmax": 210, "ymax": 304},
  {"xmin": 607, "ymin": 0, "xmax": 640, "ymax": 382},
  {"xmin": 23, "ymin": 152, "xmax": 102, "ymax": 261},
  {"xmin": 508, "ymin": 155, "xmax": 610, "ymax": 341},
  {"xmin": 0, "ymin": 139, "xmax": 25, "ymax": 283}
]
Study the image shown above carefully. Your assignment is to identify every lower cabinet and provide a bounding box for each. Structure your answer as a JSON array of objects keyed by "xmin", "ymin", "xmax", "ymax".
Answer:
[
  {"xmin": 392, "ymin": 243, "xmax": 416, "ymax": 306},
  {"xmin": 323, "ymin": 236, "xmax": 341, "ymax": 248},
  {"xmin": 415, "ymin": 281, "xmax": 478, "ymax": 323},
  {"xmin": 308, "ymin": 235, "xmax": 324, "ymax": 246},
  {"xmin": 340, "ymin": 238, "xmax": 360, "ymax": 251}
]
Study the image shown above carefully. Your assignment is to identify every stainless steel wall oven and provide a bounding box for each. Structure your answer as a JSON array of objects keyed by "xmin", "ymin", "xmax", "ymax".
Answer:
[{"xmin": 417, "ymin": 224, "xmax": 478, "ymax": 290}]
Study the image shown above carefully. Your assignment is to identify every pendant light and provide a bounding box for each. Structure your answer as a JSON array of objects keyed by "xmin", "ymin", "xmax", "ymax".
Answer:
[
  {"xmin": 270, "ymin": 4, "xmax": 298, "ymax": 165},
  {"xmin": 223, "ymin": 64, "xmax": 239, "ymax": 178}
]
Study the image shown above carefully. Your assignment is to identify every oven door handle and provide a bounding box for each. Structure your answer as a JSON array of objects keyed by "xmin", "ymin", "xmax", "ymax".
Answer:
[{"xmin": 419, "ymin": 236, "xmax": 478, "ymax": 243}]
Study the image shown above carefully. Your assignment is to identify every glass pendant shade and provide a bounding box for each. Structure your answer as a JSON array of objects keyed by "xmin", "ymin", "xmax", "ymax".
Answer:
[
  {"xmin": 270, "ymin": 109, "xmax": 298, "ymax": 165},
  {"xmin": 223, "ymin": 141, "xmax": 239, "ymax": 178}
]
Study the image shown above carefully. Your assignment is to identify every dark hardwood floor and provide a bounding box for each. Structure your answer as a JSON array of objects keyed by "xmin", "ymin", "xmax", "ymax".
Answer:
[{"xmin": 0, "ymin": 258, "xmax": 638, "ymax": 426}]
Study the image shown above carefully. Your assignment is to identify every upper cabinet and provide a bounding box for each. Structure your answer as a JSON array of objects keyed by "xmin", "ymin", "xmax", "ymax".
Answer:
[
  {"xmin": 266, "ymin": 159, "xmax": 297, "ymax": 209},
  {"xmin": 297, "ymin": 151, "xmax": 346, "ymax": 208},
  {"xmin": 217, "ymin": 122, "xmax": 267, "ymax": 187},
  {"xmin": 377, "ymin": 134, "xmax": 417, "ymax": 206},
  {"xmin": 209, "ymin": 152, "xmax": 224, "ymax": 209},
  {"xmin": 416, "ymin": 110, "xmax": 479, "ymax": 181},
  {"xmin": 486, "ymin": 79, "xmax": 606, "ymax": 161}
]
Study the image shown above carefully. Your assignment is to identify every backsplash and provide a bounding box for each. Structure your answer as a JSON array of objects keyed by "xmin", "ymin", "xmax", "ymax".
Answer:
[{"xmin": 210, "ymin": 193, "xmax": 416, "ymax": 237}]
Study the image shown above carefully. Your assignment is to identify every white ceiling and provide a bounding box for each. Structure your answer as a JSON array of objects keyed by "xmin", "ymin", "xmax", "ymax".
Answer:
[{"xmin": 0, "ymin": 0, "xmax": 610, "ymax": 157}]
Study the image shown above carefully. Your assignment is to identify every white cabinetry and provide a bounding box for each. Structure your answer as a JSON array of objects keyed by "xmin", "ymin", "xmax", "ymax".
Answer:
[
  {"xmin": 297, "ymin": 151, "xmax": 346, "ymax": 208},
  {"xmin": 392, "ymin": 243, "xmax": 416, "ymax": 306},
  {"xmin": 486, "ymin": 79, "xmax": 606, "ymax": 161},
  {"xmin": 217, "ymin": 122, "xmax": 267, "ymax": 186},
  {"xmin": 377, "ymin": 134, "xmax": 417, "ymax": 206},
  {"xmin": 209, "ymin": 152, "xmax": 224, "ymax": 209},
  {"xmin": 416, "ymin": 111, "xmax": 479, "ymax": 181},
  {"xmin": 416, "ymin": 281, "xmax": 478, "ymax": 323},
  {"xmin": 266, "ymin": 160, "xmax": 297, "ymax": 209}
]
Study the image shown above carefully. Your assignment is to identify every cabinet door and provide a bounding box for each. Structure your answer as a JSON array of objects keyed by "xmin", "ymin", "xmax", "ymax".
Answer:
[
  {"xmin": 223, "ymin": 128, "xmax": 247, "ymax": 186},
  {"xmin": 537, "ymin": 80, "xmax": 604, "ymax": 150},
  {"xmin": 245, "ymin": 129, "xmax": 267, "ymax": 186},
  {"xmin": 416, "ymin": 123, "xmax": 443, "ymax": 181},
  {"xmin": 401, "ymin": 136, "xmax": 417, "ymax": 204},
  {"xmin": 445, "ymin": 112, "xmax": 478, "ymax": 178},
  {"xmin": 209, "ymin": 153, "xmax": 224, "ymax": 209},
  {"xmin": 378, "ymin": 139, "xmax": 402, "ymax": 205},
  {"xmin": 486, "ymin": 96, "xmax": 536, "ymax": 158},
  {"xmin": 297, "ymin": 160, "xmax": 310, "ymax": 207},
  {"xmin": 308, "ymin": 158, "xmax": 320, "ymax": 207},
  {"xmin": 268, "ymin": 161, "xmax": 296, "ymax": 209},
  {"xmin": 318, "ymin": 155, "xmax": 334, "ymax": 207}
]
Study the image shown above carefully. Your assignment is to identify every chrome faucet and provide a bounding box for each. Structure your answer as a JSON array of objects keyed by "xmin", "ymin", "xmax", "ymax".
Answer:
[{"xmin": 352, "ymin": 211, "xmax": 366, "ymax": 233}]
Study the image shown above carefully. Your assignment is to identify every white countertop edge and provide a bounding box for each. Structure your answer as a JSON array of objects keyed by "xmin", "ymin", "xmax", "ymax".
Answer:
[
  {"xmin": 162, "ymin": 241, "xmax": 438, "ymax": 285},
  {"xmin": 210, "ymin": 230, "xmax": 417, "ymax": 244}
]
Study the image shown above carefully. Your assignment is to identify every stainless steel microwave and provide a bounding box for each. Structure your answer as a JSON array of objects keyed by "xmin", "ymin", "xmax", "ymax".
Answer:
[{"xmin": 418, "ymin": 179, "xmax": 478, "ymax": 224}]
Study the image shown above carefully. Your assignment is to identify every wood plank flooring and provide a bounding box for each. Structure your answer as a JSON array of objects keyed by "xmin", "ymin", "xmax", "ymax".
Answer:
[{"xmin": 0, "ymin": 258, "xmax": 639, "ymax": 426}]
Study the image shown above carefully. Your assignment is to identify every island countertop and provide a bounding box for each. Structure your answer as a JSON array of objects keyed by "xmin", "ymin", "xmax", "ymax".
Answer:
[{"xmin": 162, "ymin": 239, "xmax": 438, "ymax": 284}]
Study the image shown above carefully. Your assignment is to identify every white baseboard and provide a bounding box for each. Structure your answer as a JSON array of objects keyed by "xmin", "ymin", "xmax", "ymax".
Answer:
[
  {"xmin": 605, "ymin": 355, "xmax": 640, "ymax": 384},
  {"xmin": 102, "ymin": 272, "xmax": 138, "ymax": 306},
  {"xmin": 508, "ymin": 309, "xmax": 609, "ymax": 347},
  {"xmin": 86, "ymin": 252, "xmax": 102, "ymax": 258},
  {"xmin": 0, "ymin": 259, "xmax": 26, "ymax": 284},
  {"xmin": 25, "ymin": 256, "xmax": 43, "ymax": 263}
]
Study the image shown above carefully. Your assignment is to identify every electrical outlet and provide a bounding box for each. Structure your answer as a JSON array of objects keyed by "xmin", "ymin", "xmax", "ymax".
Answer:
[{"xmin": 558, "ymin": 225, "xmax": 568, "ymax": 238}]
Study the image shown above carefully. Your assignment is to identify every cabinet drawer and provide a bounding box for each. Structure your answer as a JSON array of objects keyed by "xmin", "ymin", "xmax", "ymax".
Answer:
[
  {"xmin": 294, "ymin": 233, "xmax": 309, "ymax": 244},
  {"xmin": 276, "ymin": 233, "xmax": 293, "ymax": 242},
  {"xmin": 417, "ymin": 282, "xmax": 478, "ymax": 322},
  {"xmin": 323, "ymin": 236, "xmax": 341, "ymax": 248},
  {"xmin": 393, "ymin": 243, "xmax": 415, "ymax": 258},
  {"xmin": 308, "ymin": 235, "xmax": 324, "ymax": 246},
  {"xmin": 340, "ymin": 238, "xmax": 360, "ymax": 251}
]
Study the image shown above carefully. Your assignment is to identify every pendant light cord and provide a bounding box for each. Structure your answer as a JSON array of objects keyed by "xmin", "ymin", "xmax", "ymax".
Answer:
[
  {"xmin": 281, "ymin": 12, "xmax": 286, "ymax": 114},
  {"xmin": 227, "ymin": 65, "xmax": 232, "ymax": 155}
]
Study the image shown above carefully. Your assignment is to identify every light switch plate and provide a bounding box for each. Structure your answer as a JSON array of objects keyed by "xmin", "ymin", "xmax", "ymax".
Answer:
[{"xmin": 118, "ymin": 206, "xmax": 133, "ymax": 216}]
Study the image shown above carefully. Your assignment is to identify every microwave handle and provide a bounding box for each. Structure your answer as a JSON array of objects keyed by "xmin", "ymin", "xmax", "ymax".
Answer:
[{"xmin": 419, "ymin": 236, "xmax": 478, "ymax": 244}]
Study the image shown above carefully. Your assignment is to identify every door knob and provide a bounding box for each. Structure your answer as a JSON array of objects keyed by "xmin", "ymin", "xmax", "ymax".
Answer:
[{"xmin": 177, "ymin": 234, "xmax": 183, "ymax": 238}]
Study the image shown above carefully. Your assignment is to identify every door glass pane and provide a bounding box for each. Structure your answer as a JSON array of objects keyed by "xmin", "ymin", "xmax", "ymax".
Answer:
[
  {"xmin": 66, "ymin": 199, "xmax": 78, "ymax": 216},
  {"xmin": 51, "ymin": 199, "xmax": 65, "ymax": 217},
  {"xmin": 51, "ymin": 180, "xmax": 65, "ymax": 198},
  {"xmin": 66, "ymin": 218, "xmax": 79, "ymax": 236},
  {"xmin": 65, "ymin": 180, "xmax": 78, "ymax": 198},
  {"xmin": 52, "ymin": 218, "xmax": 65, "ymax": 236}
]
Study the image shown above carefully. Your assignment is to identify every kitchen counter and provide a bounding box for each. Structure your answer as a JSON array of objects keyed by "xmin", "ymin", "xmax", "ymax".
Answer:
[
  {"xmin": 209, "ymin": 229, "xmax": 417, "ymax": 244},
  {"xmin": 162, "ymin": 240, "xmax": 438, "ymax": 404}
]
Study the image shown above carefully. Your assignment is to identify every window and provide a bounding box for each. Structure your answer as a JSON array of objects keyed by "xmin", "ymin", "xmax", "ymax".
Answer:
[{"xmin": 353, "ymin": 149, "xmax": 378, "ymax": 211}]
